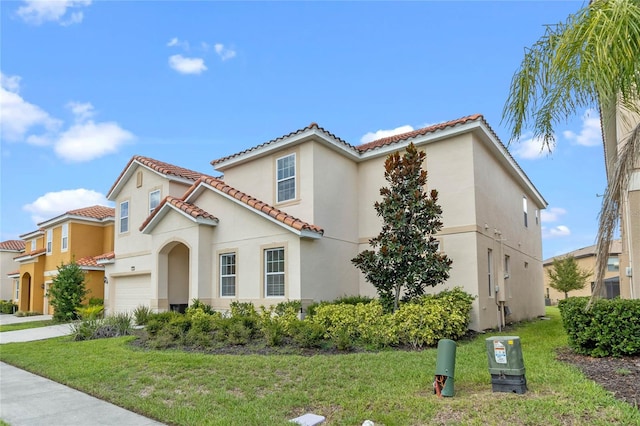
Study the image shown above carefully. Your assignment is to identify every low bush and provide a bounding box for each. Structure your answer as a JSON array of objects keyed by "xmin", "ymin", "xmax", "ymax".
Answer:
[
  {"xmin": 76, "ymin": 304, "xmax": 104, "ymax": 320},
  {"xmin": 559, "ymin": 297, "xmax": 640, "ymax": 357},
  {"xmin": 0, "ymin": 300, "xmax": 17, "ymax": 314},
  {"xmin": 70, "ymin": 312, "xmax": 133, "ymax": 341},
  {"xmin": 133, "ymin": 305, "xmax": 152, "ymax": 325}
]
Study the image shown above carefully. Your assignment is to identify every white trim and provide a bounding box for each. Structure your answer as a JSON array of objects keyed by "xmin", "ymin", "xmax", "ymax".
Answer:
[
  {"xmin": 37, "ymin": 213, "xmax": 114, "ymax": 229},
  {"xmin": 141, "ymin": 202, "xmax": 218, "ymax": 234},
  {"xmin": 108, "ymin": 161, "xmax": 197, "ymax": 200}
]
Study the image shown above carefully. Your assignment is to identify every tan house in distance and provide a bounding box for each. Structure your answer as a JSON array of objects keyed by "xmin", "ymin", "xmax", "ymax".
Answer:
[
  {"xmin": 104, "ymin": 114, "xmax": 547, "ymax": 331},
  {"xmin": 14, "ymin": 206, "xmax": 114, "ymax": 314},
  {"xmin": 601, "ymin": 102, "xmax": 639, "ymax": 300},
  {"xmin": 0, "ymin": 240, "xmax": 25, "ymax": 302},
  {"xmin": 543, "ymin": 240, "xmax": 622, "ymax": 305}
]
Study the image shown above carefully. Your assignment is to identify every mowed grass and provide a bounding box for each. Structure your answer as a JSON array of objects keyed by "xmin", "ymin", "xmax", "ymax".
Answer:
[
  {"xmin": 0, "ymin": 320, "xmax": 56, "ymax": 332},
  {"xmin": 1, "ymin": 307, "xmax": 638, "ymax": 425}
]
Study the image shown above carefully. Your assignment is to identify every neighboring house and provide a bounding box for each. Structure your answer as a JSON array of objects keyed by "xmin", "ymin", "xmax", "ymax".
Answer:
[
  {"xmin": 543, "ymin": 240, "xmax": 622, "ymax": 304},
  {"xmin": 601, "ymin": 102, "xmax": 639, "ymax": 300},
  {"xmin": 14, "ymin": 206, "xmax": 114, "ymax": 314},
  {"xmin": 0, "ymin": 240, "xmax": 25, "ymax": 302},
  {"xmin": 105, "ymin": 114, "xmax": 547, "ymax": 331}
]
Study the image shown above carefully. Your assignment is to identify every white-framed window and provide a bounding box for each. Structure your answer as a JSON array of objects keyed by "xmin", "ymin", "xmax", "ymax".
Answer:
[
  {"xmin": 487, "ymin": 248, "xmax": 493, "ymax": 296},
  {"xmin": 220, "ymin": 253, "xmax": 236, "ymax": 297},
  {"xmin": 46, "ymin": 229, "xmax": 52, "ymax": 254},
  {"xmin": 149, "ymin": 189, "xmax": 161, "ymax": 215},
  {"xmin": 535, "ymin": 209, "xmax": 539, "ymax": 225},
  {"xmin": 61, "ymin": 223, "xmax": 68, "ymax": 251},
  {"xmin": 31, "ymin": 240, "xmax": 37, "ymax": 252},
  {"xmin": 14, "ymin": 279, "xmax": 19, "ymax": 301},
  {"xmin": 276, "ymin": 153, "xmax": 296, "ymax": 203},
  {"xmin": 522, "ymin": 196, "xmax": 528, "ymax": 228},
  {"xmin": 504, "ymin": 255, "xmax": 511, "ymax": 298},
  {"xmin": 607, "ymin": 256, "xmax": 619, "ymax": 272},
  {"xmin": 120, "ymin": 201, "xmax": 129, "ymax": 233},
  {"xmin": 265, "ymin": 248, "xmax": 285, "ymax": 297}
]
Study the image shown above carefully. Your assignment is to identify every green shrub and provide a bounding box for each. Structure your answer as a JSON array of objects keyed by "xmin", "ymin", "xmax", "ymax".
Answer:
[
  {"xmin": 559, "ymin": 297, "xmax": 640, "ymax": 357},
  {"xmin": 145, "ymin": 319, "xmax": 163, "ymax": 336},
  {"xmin": 0, "ymin": 300, "xmax": 17, "ymax": 314},
  {"xmin": 88, "ymin": 298, "xmax": 104, "ymax": 306},
  {"xmin": 187, "ymin": 299, "xmax": 215, "ymax": 315},
  {"xmin": 291, "ymin": 320, "xmax": 326, "ymax": 348},
  {"xmin": 76, "ymin": 304, "xmax": 104, "ymax": 320},
  {"xmin": 70, "ymin": 319, "xmax": 100, "ymax": 341},
  {"xmin": 133, "ymin": 305, "xmax": 152, "ymax": 325},
  {"xmin": 226, "ymin": 318, "xmax": 252, "ymax": 345},
  {"xmin": 104, "ymin": 312, "xmax": 133, "ymax": 336},
  {"xmin": 334, "ymin": 295, "xmax": 374, "ymax": 305}
]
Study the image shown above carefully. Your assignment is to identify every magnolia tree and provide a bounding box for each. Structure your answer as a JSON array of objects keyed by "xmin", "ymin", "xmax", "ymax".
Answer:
[{"xmin": 352, "ymin": 142, "xmax": 452, "ymax": 312}]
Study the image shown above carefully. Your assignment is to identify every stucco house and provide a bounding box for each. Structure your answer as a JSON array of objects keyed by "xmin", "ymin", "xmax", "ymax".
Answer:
[
  {"xmin": 104, "ymin": 114, "xmax": 547, "ymax": 330},
  {"xmin": 14, "ymin": 206, "xmax": 114, "ymax": 314},
  {"xmin": 0, "ymin": 240, "xmax": 25, "ymax": 302},
  {"xmin": 543, "ymin": 240, "xmax": 622, "ymax": 305},
  {"xmin": 601, "ymin": 102, "xmax": 639, "ymax": 300}
]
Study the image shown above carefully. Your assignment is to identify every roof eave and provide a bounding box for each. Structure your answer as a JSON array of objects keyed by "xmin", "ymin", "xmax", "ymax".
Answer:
[
  {"xmin": 141, "ymin": 203, "xmax": 218, "ymax": 234},
  {"xmin": 108, "ymin": 160, "xmax": 198, "ymax": 201}
]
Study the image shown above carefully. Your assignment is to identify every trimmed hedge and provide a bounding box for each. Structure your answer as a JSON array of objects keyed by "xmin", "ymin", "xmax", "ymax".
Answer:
[{"xmin": 558, "ymin": 296, "xmax": 640, "ymax": 357}]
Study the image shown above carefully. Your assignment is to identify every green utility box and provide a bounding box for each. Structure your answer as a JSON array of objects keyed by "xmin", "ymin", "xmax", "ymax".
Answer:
[
  {"xmin": 485, "ymin": 336, "xmax": 527, "ymax": 394},
  {"xmin": 434, "ymin": 339, "xmax": 456, "ymax": 397}
]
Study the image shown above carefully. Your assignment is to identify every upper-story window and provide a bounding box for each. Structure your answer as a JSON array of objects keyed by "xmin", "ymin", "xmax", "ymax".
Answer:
[
  {"xmin": 276, "ymin": 153, "xmax": 296, "ymax": 203},
  {"xmin": 31, "ymin": 239, "xmax": 37, "ymax": 252},
  {"xmin": 120, "ymin": 201, "xmax": 129, "ymax": 233},
  {"xmin": 46, "ymin": 229, "xmax": 53, "ymax": 254},
  {"xmin": 487, "ymin": 248, "xmax": 493, "ymax": 297},
  {"xmin": 149, "ymin": 190, "xmax": 161, "ymax": 215},
  {"xmin": 607, "ymin": 256, "xmax": 619, "ymax": 272},
  {"xmin": 522, "ymin": 196, "xmax": 528, "ymax": 228},
  {"xmin": 61, "ymin": 223, "xmax": 68, "ymax": 251}
]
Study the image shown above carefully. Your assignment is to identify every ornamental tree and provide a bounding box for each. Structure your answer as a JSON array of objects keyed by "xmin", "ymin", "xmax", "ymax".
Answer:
[
  {"xmin": 48, "ymin": 260, "xmax": 88, "ymax": 322},
  {"xmin": 547, "ymin": 255, "xmax": 591, "ymax": 299},
  {"xmin": 352, "ymin": 142, "xmax": 452, "ymax": 312}
]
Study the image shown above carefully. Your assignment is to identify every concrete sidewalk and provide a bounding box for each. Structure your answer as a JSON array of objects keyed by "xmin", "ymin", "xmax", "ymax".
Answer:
[
  {"xmin": 0, "ymin": 314, "xmax": 165, "ymax": 425},
  {"xmin": 0, "ymin": 362, "xmax": 165, "ymax": 426}
]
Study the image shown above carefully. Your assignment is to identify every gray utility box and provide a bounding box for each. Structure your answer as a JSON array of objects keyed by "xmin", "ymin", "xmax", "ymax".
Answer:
[{"xmin": 485, "ymin": 336, "xmax": 527, "ymax": 394}]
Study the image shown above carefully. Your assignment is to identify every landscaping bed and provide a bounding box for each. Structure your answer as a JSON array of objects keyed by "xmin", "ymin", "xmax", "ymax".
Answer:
[{"xmin": 557, "ymin": 347, "xmax": 640, "ymax": 408}]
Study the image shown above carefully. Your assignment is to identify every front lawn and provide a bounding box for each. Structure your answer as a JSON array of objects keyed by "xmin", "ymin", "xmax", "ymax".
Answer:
[
  {"xmin": 0, "ymin": 320, "xmax": 56, "ymax": 333},
  {"xmin": 1, "ymin": 307, "xmax": 638, "ymax": 425}
]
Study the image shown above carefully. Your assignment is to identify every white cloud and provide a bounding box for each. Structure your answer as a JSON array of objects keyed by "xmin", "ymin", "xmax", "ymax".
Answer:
[
  {"xmin": 563, "ymin": 109, "xmax": 602, "ymax": 147},
  {"xmin": 17, "ymin": 0, "xmax": 91, "ymax": 26},
  {"xmin": 0, "ymin": 72, "xmax": 61, "ymax": 142},
  {"xmin": 23, "ymin": 189, "xmax": 110, "ymax": 225},
  {"xmin": 167, "ymin": 37, "xmax": 189, "ymax": 50},
  {"xmin": 360, "ymin": 125, "xmax": 415, "ymax": 144},
  {"xmin": 54, "ymin": 121, "xmax": 134, "ymax": 162},
  {"xmin": 540, "ymin": 207, "xmax": 567, "ymax": 223},
  {"xmin": 67, "ymin": 101, "xmax": 95, "ymax": 122},
  {"xmin": 510, "ymin": 133, "xmax": 555, "ymax": 160},
  {"xmin": 214, "ymin": 43, "xmax": 236, "ymax": 61},
  {"xmin": 168, "ymin": 54, "xmax": 207, "ymax": 75},
  {"xmin": 542, "ymin": 225, "xmax": 571, "ymax": 239}
]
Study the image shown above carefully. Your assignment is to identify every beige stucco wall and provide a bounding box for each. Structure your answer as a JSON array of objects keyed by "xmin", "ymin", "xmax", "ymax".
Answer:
[{"xmin": 0, "ymin": 251, "xmax": 20, "ymax": 301}]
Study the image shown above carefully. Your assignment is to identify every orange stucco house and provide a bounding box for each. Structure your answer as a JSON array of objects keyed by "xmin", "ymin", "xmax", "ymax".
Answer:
[{"xmin": 14, "ymin": 206, "xmax": 114, "ymax": 314}]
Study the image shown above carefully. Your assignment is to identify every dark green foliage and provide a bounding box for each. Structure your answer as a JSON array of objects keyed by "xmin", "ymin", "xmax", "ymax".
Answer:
[
  {"xmin": 547, "ymin": 256, "xmax": 591, "ymax": 298},
  {"xmin": 70, "ymin": 313, "xmax": 132, "ymax": 341},
  {"xmin": 291, "ymin": 321, "xmax": 325, "ymax": 348},
  {"xmin": 48, "ymin": 261, "xmax": 88, "ymax": 322},
  {"xmin": 0, "ymin": 300, "xmax": 17, "ymax": 314},
  {"xmin": 334, "ymin": 295, "xmax": 374, "ymax": 305},
  {"xmin": 352, "ymin": 143, "xmax": 452, "ymax": 312},
  {"xmin": 187, "ymin": 298, "xmax": 215, "ymax": 315},
  {"xmin": 88, "ymin": 298, "xmax": 104, "ymax": 306},
  {"xmin": 559, "ymin": 297, "xmax": 640, "ymax": 357}
]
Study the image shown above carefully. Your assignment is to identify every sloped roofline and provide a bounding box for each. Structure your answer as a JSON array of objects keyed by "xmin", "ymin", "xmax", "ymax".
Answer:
[
  {"xmin": 107, "ymin": 155, "xmax": 205, "ymax": 200},
  {"xmin": 37, "ymin": 205, "xmax": 115, "ymax": 229},
  {"xmin": 0, "ymin": 240, "xmax": 26, "ymax": 252},
  {"xmin": 211, "ymin": 114, "xmax": 546, "ymax": 208},
  {"xmin": 140, "ymin": 196, "xmax": 219, "ymax": 233}
]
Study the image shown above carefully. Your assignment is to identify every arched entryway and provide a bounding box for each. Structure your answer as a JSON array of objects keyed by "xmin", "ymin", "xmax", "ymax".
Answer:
[
  {"xmin": 158, "ymin": 242, "xmax": 190, "ymax": 313},
  {"xmin": 19, "ymin": 273, "xmax": 31, "ymax": 312}
]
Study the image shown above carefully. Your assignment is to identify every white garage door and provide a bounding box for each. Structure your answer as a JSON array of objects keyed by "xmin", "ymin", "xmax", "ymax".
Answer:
[{"xmin": 113, "ymin": 274, "xmax": 151, "ymax": 314}]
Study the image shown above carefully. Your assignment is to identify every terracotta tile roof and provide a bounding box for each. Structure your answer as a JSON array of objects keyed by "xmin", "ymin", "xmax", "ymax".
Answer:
[
  {"xmin": 139, "ymin": 196, "xmax": 218, "ymax": 231},
  {"xmin": 210, "ymin": 122, "xmax": 355, "ymax": 166},
  {"xmin": 186, "ymin": 176, "xmax": 324, "ymax": 234},
  {"xmin": 95, "ymin": 251, "xmax": 115, "ymax": 262},
  {"xmin": 356, "ymin": 114, "xmax": 484, "ymax": 152},
  {"xmin": 67, "ymin": 205, "xmax": 115, "ymax": 220},
  {"xmin": 76, "ymin": 255, "xmax": 103, "ymax": 268},
  {"xmin": 14, "ymin": 248, "xmax": 46, "ymax": 261},
  {"xmin": 108, "ymin": 155, "xmax": 205, "ymax": 198},
  {"xmin": 0, "ymin": 240, "xmax": 26, "ymax": 251},
  {"xmin": 6, "ymin": 270, "xmax": 19, "ymax": 276}
]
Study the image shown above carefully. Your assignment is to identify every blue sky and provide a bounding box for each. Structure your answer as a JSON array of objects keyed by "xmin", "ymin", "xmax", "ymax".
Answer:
[{"xmin": 1, "ymin": 0, "xmax": 605, "ymax": 260}]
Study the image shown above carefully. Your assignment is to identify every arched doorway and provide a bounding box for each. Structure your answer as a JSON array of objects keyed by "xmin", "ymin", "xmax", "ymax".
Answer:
[
  {"xmin": 20, "ymin": 273, "xmax": 31, "ymax": 312},
  {"xmin": 158, "ymin": 242, "xmax": 190, "ymax": 313}
]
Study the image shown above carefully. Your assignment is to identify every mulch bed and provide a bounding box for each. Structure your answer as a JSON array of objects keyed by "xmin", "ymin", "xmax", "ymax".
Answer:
[{"xmin": 556, "ymin": 347, "xmax": 640, "ymax": 408}]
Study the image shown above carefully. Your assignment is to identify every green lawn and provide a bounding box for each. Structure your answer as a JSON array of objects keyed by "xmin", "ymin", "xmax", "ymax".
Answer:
[
  {"xmin": 0, "ymin": 320, "xmax": 56, "ymax": 332},
  {"xmin": 1, "ymin": 307, "xmax": 638, "ymax": 425}
]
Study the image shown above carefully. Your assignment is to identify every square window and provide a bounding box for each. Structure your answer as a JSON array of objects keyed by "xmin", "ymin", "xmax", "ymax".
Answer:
[{"xmin": 607, "ymin": 256, "xmax": 619, "ymax": 272}]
